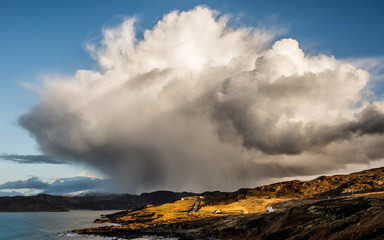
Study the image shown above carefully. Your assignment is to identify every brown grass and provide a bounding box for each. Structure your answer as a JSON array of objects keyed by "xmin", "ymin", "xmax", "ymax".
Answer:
[{"xmin": 109, "ymin": 195, "xmax": 295, "ymax": 230}]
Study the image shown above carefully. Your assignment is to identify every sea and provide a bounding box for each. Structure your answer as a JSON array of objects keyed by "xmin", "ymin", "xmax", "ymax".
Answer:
[{"xmin": 0, "ymin": 211, "xmax": 176, "ymax": 240}]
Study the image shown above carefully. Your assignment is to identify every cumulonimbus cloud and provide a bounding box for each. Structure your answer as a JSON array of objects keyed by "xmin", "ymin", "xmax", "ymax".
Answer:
[{"xmin": 19, "ymin": 6, "xmax": 384, "ymax": 193}]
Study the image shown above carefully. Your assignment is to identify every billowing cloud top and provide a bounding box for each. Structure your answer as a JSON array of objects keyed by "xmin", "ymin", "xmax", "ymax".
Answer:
[{"xmin": 20, "ymin": 7, "xmax": 384, "ymax": 193}]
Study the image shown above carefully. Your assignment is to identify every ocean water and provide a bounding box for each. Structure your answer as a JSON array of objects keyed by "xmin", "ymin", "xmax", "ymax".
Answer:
[{"xmin": 0, "ymin": 211, "xmax": 176, "ymax": 240}]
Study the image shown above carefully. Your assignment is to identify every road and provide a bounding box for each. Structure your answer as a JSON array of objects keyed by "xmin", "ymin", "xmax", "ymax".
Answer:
[{"xmin": 191, "ymin": 200, "xmax": 201, "ymax": 213}]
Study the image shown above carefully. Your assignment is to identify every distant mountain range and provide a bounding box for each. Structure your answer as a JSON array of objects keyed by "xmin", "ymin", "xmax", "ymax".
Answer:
[
  {"xmin": 0, "ymin": 191, "xmax": 196, "ymax": 212},
  {"xmin": 1, "ymin": 167, "xmax": 384, "ymax": 212},
  {"xmin": 201, "ymin": 167, "xmax": 384, "ymax": 206}
]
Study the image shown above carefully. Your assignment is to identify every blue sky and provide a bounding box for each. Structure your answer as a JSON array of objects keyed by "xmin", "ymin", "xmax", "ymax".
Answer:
[{"xmin": 0, "ymin": 0, "xmax": 383, "ymax": 195}]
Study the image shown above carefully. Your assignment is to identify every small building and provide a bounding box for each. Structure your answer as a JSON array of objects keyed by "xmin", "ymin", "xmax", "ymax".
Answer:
[
  {"xmin": 212, "ymin": 209, "xmax": 222, "ymax": 214},
  {"xmin": 240, "ymin": 210, "xmax": 249, "ymax": 214},
  {"xmin": 266, "ymin": 206, "xmax": 274, "ymax": 213}
]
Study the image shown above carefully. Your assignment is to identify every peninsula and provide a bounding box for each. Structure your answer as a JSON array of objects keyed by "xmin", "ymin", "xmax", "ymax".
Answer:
[{"xmin": 73, "ymin": 167, "xmax": 384, "ymax": 239}]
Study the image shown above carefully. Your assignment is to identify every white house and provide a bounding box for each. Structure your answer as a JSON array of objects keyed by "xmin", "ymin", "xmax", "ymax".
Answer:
[{"xmin": 266, "ymin": 206, "xmax": 274, "ymax": 213}]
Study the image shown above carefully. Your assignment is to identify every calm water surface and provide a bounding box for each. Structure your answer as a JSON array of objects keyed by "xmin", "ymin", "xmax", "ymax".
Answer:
[{"xmin": 0, "ymin": 211, "xmax": 176, "ymax": 240}]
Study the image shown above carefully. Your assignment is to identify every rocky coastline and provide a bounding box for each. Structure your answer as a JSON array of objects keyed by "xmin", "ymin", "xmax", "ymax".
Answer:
[{"xmin": 74, "ymin": 167, "xmax": 384, "ymax": 239}]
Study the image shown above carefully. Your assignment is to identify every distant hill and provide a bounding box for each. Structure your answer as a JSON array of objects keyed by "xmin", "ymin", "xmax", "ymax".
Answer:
[
  {"xmin": 201, "ymin": 167, "xmax": 384, "ymax": 206},
  {"xmin": 248, "ymin": 167, "xmax": 384, "ymax": 198},
  {"xmin": 1, "ymin": 167, "xmax": 384, "ymax": 212},
  {"xmin": 0, "ymin": 191, "xmax": 196, "ymax": 212}
]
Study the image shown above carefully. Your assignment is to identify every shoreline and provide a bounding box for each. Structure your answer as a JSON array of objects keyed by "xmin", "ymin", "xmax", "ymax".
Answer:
[{"xmin": 73, "ymin": 193, "xmax": 384, "ymax": 240}]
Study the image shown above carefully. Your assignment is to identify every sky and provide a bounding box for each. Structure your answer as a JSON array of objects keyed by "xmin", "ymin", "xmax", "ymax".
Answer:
[{"xmin": 0, "ymin": 0, "xmax": 384, "ymax": 196}]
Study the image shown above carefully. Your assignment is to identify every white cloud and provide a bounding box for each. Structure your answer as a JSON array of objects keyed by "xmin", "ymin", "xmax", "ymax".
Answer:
[
  {"xmin": 0, "ymin": 176, "xmax": 110, "ymax": 196},
  {"xmin": 19, "ymin": 6, "xmax": 384, "ymax": 193},
  {"xmin": 77, "ymin": 169, "xmax": 104, "ymax": 179},
  {"xmin": 345, "ymin": 56, "xmax": 384, "ymax": 82}
]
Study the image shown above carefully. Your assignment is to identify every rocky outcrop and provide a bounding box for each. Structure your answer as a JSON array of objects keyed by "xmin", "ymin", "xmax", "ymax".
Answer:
[
  {"xmin": 75, "ymin": 194, "xmax": 384, "ymax": 240},
  {"xmin": 244, "ymin": 167, "xmax": 384, "ymax": 199},
  {"xmin": 73, "ymin": 167, "xmax": 384, "ymax": 239}
]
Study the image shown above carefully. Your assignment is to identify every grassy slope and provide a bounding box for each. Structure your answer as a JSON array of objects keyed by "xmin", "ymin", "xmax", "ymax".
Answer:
[{"xmin": 74, "ymin": 167, "xmax": 384, "ymax": 239}]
